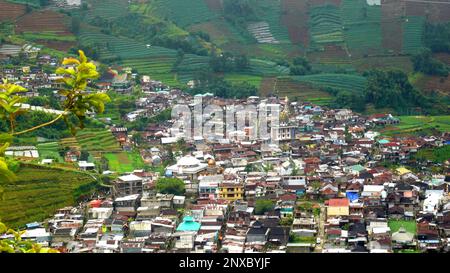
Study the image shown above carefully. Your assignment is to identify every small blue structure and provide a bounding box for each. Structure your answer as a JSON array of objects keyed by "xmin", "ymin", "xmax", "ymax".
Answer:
[
  {"xmin": 26, "ymin": 222, "xmax": 41, "ymax": 229},
  {"xmin": 346, "ymin": 192, "xmax": 359, "ymax": 202},
  {"xmin": 176, "ymin": 216, "xmax": 201, "ymax": 232},
  {"xmin": 165, "ymin": 169, "xmax": 173, "ymax": 177}
]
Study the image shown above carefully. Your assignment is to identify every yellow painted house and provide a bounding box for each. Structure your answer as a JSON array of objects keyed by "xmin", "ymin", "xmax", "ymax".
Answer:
[
  {"xmin": 326, "ymin": 198, "xmax": 350, "ymax": 217},
  {"xmin": 396, "ymin": 167, "xmax": 411, "ymax": 176},
  {"xmin": 218, "ymin": 182, "xmax": 244, "ymax": 202}
]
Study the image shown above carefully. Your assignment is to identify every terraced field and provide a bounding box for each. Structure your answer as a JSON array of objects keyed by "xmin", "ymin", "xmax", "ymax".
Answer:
[
  {"xmin": 259, "ymin": 77, "xmax": 277, "ymax": 96},
  {"xmin": 257, "ymin": 0, "xmax": 291, "ymax": 44},
  {"xmin": 275, "ymin": 76, "xmax": 333, "ymax": 105},
  {"xmin": 15, "ymin": 10, "xmax": 71, "ymax": 34},
  {"xmin": 79, "ymin": 30, "xmax": 177, "ymax": 60},
  {"xmin": 309, "ymin": 5, "xmax": 344, "ymax": 47},
  {"xmin": 380, "ymin": 115, "xmax": 450, "ymax": 136},
  {"xmin": 223, "ymin": 74, "xmax": 263, "ymax": 88},
  {"xmin": 246, "ymin": 58, "xmax": 290, "ymax": 76},
  {"xmin": 5, "ymin": 0, "xmax": 40, "ymax": 7},
  {"xmin": 0, "ymin": 165, "xmax": 97, "ymax": 228},
  {"xmin": 59, "ymin": 137, "xmax": 79, "ymax": 150},
  {"xmin": 340, "ymin": 0, "xmax": 382, "ymax": 56},
  {"xmin": 247, "ymin": 21, "xmax": 280, "ymax": 44},
  {"xmin": 79, "ymin": 29, "xmax": 185, "ymax": 84},
  {"xmin": 75, "ymin": 129, "xmax": 122, "ymax": 157},
  {"xmin": 352, "ymin": 56, "xmax": 413, "ymax": 73},
  {"xmin": 307, "ymin": 45, "xmax": 351, "ymax": 65},
  {"xmin": 204, "ymin": 0, "xmax": 222, "ymax": 12},
  {"xmin": 280, "ymin": 0, "xmax": 309, "ymax": 45},
  {"xmin": 0, "ymin": 0, "xmax": 25, "ymax": 21},
  {"xmin": 189, "ymin": 19, "xmax": 250, "ymax": 47},
  {"xmin": 37, "ymin": 142, "xmax": 63, "ymax": 162},
  {"xmin": 381, "ymin": 0, "xmax": 404, "ymax": 53},
  {"xmin": 85, "ymin": 0, "xmax": 129, "ymax": 21},
  {"xmin": 152, "ymin": 0, "xmax": 218, "ymax": 27},
  {"xmin": 405, "ymin": 0, "xmax": 450, "ymax": 23},
  {"xmin": 289, "ymin": 73, "xmax": 368, "ymax": 93},
  {"xmin": 175, "ymin": 54, "xmax": 210, "ymax": 83},
  {"xmin": 402, "ymin": 16, "xmax": 425, "ymax": 54}
]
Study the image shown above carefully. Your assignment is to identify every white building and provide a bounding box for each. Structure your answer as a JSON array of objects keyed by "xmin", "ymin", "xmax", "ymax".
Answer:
[
  {"xmin": 166, "ymin": 155, "xmax": 208, "ymax": 181},
  {"xmin": 423, "ymin": 190, "xmax": 444, "ymax": 215}
]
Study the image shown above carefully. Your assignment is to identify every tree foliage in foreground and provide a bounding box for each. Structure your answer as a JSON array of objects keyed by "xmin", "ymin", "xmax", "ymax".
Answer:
[
  {"xmin": 0, "ymin": 50, "xmax": 110, "ymax": 181},
  {"xmin": 0, "ymin": 222, "xmax": 58, "ymax": 253}
]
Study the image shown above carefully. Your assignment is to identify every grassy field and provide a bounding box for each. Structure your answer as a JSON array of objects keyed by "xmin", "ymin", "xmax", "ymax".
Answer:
[
  {"xmin": 37, "ymin": 142, "xmax": 63, "ymax": 162},
  {"xmin": 0, "ymin": 165, "xmax": 97, "ymax": 228},
  {"xmin": 380, "ymin": 116, "xmax": 450, "ymax": 136},
  {"xmin": 388, "ymin": 219, "xmax": 417, "ymax": 234},
  {"xmin": 104, "ymin": 152, "xmax": 145, "ymax": 173}
]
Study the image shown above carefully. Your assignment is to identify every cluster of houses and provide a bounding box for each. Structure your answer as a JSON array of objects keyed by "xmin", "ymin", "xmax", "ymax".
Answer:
[
  {"xmin": 1, "ymin": 49, "xmax": 449, "ymax": 253},
  {"xmin": 2, "ymin": 92, "xmax": 448, "ymax": 253}
]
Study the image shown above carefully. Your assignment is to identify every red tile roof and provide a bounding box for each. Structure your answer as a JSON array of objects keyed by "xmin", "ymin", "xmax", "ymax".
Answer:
[{"xmin": 327, "ymin": 198, "xmax": 349, "ymax": 207}]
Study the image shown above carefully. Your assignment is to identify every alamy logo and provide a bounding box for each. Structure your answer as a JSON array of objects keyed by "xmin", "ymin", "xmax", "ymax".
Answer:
[{"xmin": 170, "ymin": 97, "xmax": 280, "ymax": 148}]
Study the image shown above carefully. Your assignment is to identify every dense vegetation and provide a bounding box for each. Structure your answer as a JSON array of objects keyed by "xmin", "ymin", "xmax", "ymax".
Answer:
[
  {"xmin": 412, "ymin": 49, "xmax": 448, "ymax": 77},
  {"xmin": 156, "ymin": 177, "xmax": 185, "ymax": 195},
  {"xmin": 364, "ymin": 70, "xmax": 430, "ymax": 111},
  {"xmin": 414, "ymin": 145, "xmax": 450, "ymax": 163},
  {"xmin": 255, "ymin": 199, "xmax": 275, "ymax": 215},
  {"xmin": 424, "ymin": 22, "xmax": 450, "ymax": 54}
]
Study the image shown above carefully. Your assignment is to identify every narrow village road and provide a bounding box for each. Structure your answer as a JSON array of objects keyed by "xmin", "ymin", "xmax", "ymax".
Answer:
[{"xmin": 314, "ymin": 205, "xmax": 326, "ymax": 253}]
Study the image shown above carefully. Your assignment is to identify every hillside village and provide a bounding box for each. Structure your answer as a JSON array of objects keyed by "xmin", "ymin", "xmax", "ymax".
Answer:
[
  {"xmin": 0, "ymin": 50, "xmax": 449, "ymax": 254},
  {"xmin": 0, "ymin": 0, "xmax": 449, "ymax": 256}
]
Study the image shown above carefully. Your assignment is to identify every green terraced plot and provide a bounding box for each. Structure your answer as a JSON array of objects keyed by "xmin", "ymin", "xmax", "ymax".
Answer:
[
  {"xmin": 152, "ymin": 0, "xmax": 218, "ymax": 27},
  {"xmin": 79, "ymin": 30, "xmax": 183, "ymax": 85},
  {"xmin": 75, "ymin": 129, "xmax": 122, "ymax": 155},
  {"xmin": 175, "ymin": 54, "xmax": 210, "ymax": 83},
  {"xmin": 340, "ymin": 0, "xmax": 382, "ymax": 55},
  {"xmin": 85, "ymin": 0, "xmax": 129, "ymax": 21},
  {"xmin": 104, "ymin": 152, "xmax": 145, "ymax": 173},
  {"xmin": 309, "ymin": 5, "xmax": 344, "ymax": 46},
  {"xmin": 402, "ymin": 16, "xmax": 425, "ymax": 55},
  {"xmin": 257, "ymin": 0, "xmax": 290, "ymax": 43},
  {"xmin": 381, "ymin": 115, "xmax": 450, "ymax": 136},
  {"xmin": 37, "ymin": 142, "xmax": 63, "ymax": 162},
  {"xmin": 22, "ymin": 31, "xmax": 76, "ymax": 42},
  {"xmin": 247, "ymin": 58, "xmax": 290, "ymax": 76},
  {"xmin": 79, "ymin": 30, "xmax": 177, "ymax": 60},
  {"xmin": 0, "ymin": 165, "xmax": 97, "ymax": 228},
  {"xmin": 290, "ymin": 73, "xmax": 368, "ymax": 93}
]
